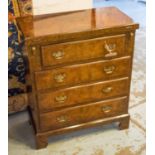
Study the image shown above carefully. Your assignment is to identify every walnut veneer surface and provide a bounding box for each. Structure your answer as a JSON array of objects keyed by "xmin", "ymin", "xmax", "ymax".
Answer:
[{"xmin": 17, "ymin": 7, "xmax": 139, "ymax": 149}]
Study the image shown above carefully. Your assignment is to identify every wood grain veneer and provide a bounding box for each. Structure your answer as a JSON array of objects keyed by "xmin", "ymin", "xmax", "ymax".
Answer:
[
  {"xmin": 17, "ymin": 7, "xmax": 139, "ymax": 149},
  {"xmin": 38, "ymin": 78, "xmax": 129, "ymax": 112}
]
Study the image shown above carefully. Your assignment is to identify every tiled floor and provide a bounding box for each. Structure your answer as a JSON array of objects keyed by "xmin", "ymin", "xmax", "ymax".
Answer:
[{"xmin": 9, "ymin": 1, "xmax": 146, "ymax": 154}]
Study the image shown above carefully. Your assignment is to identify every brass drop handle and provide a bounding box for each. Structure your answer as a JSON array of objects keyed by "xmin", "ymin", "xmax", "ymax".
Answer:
[
  {"xmin": 104, "ymin": 42, "xmax": 117, "ymax": 58},
  {"xmin": 57, "ymin": 116, "xmax": 67, "ymax": 123},
  {"xmin": 55, "ymin": 95, "xmax": 67, "ymax": 103},
  {"xmin": 104, "ymin": 66, "xmax": 115, "ymax": 74},
  {"xmin": 54, "ymin": 73, "xmax": 66, "ymax": 83},
  {"xmin": 52, "ymin": 50, "xmax": 64, "ymax": 60},
  {"xmin": 130, "ymin": 32, "xmax": 134, "ymax": 37},
  {"xmin": 102, "ymin": 87, "xmax": 113, "ymax": 93},
  {"xmin": 31, "ymin": 46, "xmax": 37, "ymax": 56},
  {"xmin": 102, "ymin": 106, "xmax": 112, "ymax": 113},
  {"xmin": 32, "ymin": 46, "xmax": 36, "ymax": 51}
]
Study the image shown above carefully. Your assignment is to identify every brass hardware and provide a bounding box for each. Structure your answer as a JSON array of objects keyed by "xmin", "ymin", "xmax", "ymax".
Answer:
[
  {"xmin": 52, "ymin": 51, "xmax": 64, "ymax": 60},
  {"xmin": 31, "ymin": 46, "xmax": 36, "ymax": 56},
  {"xmin": 32, "ymin": 46, "xmax": 36, "ymax": 51},
  {"xmin": 104, "ymin": 42, "xmax": 117, "ymax": 58},
  {"xmin": 130, "ymin": 32, "xmax": 134, "ymax": 37},
  {"xmin": 104, "ymin": 66, "xmax": 115, "ymax": 74},
  {"xmin": 105, "ymin": 52, "xmax": 117, "ymax": 58},
  {"xmin": 102, "ymin": 87, "xmax": 113, "ymax": 93},
  {"xmin": 57, "ymin": 116, "xmax": 67, "ymax": 123},
  {"xmin": 55, "ymin": 95, "xmax": 67, "ymax": 103},
  {"xmin": 54, "ymin": 73, "xmax": 66, "ymax": 83},
  {"xmin": 104, "ymin": 42, "xmax": 116, "ymax": 52},
  {"xmin": 126, "ymin": 26, "xmax": 132, "ymax": 29},
  {"xmin": 102, "ymin": 106, "xmax": 112, "ymax": 113}
]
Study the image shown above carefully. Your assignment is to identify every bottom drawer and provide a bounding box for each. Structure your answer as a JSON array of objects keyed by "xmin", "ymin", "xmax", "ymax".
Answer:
[{"xmin": 39, "ymin": 97, "xmax": 128, "ymax": 131}]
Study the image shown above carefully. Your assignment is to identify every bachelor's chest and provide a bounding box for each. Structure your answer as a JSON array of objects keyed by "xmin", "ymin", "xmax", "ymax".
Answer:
[{"xmin": 17, "ymin": 7, "xmax": 139, "ymax": 149}]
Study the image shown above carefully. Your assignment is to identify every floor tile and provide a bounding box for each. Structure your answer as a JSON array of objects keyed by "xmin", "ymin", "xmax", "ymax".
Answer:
[
  {"xmin": 130, "ymin": 103, "xmax": 146, "ymax": 131},
  {"xmin": 9, "ymin": 111, "xmax": 145, "ymax": 155}
]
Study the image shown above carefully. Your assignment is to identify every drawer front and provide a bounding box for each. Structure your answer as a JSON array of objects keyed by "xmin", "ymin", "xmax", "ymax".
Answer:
[
  {"xmin": 41, "ymin": 35, "xmax": 126, "ymax": 67},
  {"xmin": 35, "ymin": 57, "xmax": 131, "ymax": 90},
  {"xmin": 39, "ymin": 97, "xmax": 128, "ymax": 131},
  {"xmin": 38, "ymin": 78, "xmax": 129, "ymax": 112}
]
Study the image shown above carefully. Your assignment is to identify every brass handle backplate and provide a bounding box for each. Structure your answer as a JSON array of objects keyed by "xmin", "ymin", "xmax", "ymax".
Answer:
[
  {"xmin": 52, "ymin": 51, "xmax": 64, "ymax": 60},
  {"xmin": 54, "ymin": 73, "xmax": 66, "ymax": 83},
  {"xmin": 102, "ymin": 106, "xmax": 112, "ymax": 113},
  {"xmin": 102, "ymin": 87, "xmax": 113, "ymax": 93},
  {"xmin": 55, "ymin": 95, "xmax": 67, "ymax": 103},
  {"xmin": 104, "ymin": 41, "xmax": 117, "ymax": 58},
  {"xmin": 104, "ymin": 66, "xmax": 115, "ymax": 74},
  {"xmin": 57, "ymin": 116, "xmax": 67, "ymax": 123}
]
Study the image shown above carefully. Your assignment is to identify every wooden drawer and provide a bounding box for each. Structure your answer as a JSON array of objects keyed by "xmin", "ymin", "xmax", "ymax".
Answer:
[
  {"xmin": 41, "ymin": 35, "xmax": 126, "ymax": 67},
  {"xmin": 38, "ymin": 78, "xmax": 129, "ymax": 112},
  {"xmin": 35, "ymin": 57, "xmax": 131, "ymax": 90},
  {"xmin": 39, "ymin": 97, "xmax": 128, "ymax": 131}
]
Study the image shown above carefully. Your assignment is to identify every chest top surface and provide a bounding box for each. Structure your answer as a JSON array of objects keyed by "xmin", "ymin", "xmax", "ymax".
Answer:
[{"xmin": 17, "ymin": 7, "xmax": 138, "ymax": 42}]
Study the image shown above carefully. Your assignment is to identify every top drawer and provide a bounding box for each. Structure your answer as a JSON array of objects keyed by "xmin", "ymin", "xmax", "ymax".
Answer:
[{"xmin": 41, "ymin": 35, "xmax": 126, "ymax": 67}]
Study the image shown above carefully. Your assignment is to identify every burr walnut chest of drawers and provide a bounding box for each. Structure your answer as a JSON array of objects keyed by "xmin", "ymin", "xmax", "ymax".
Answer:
[{"xmin": 17, "ymin": 7, "xmax": 139, "ymax": 149}]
